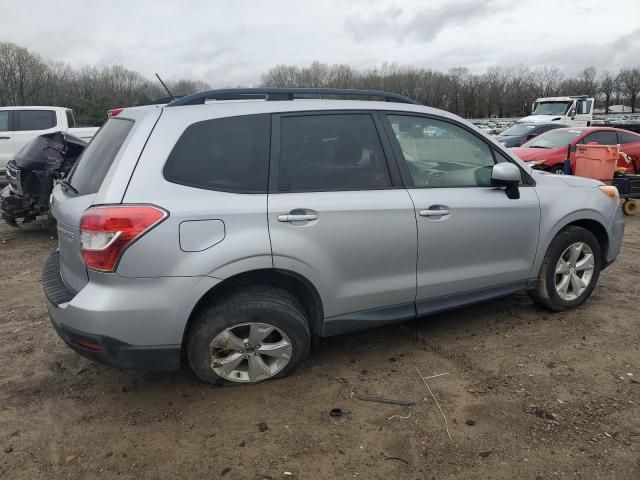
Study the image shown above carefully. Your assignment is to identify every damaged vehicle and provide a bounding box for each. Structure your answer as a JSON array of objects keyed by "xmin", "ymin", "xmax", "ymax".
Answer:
[{"xmin": 1, "ymin": 132, "xmax": 86, "ymax": 230}]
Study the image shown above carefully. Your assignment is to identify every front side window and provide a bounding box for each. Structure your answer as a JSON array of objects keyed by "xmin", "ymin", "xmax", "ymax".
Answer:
[
  {"xmin": 17, "ymin": 110, "xmax": 56, "ymax": 131},
  {"xmin": 164, "ymin": 114, "xmax": 270, "ymax": 193},
  {"xmin": 386, "ymin": 115, "xmax": 495, "ymax": 188},
  {"xmin": 580, "ymin": 130, "xmax": 618, "ymax": 145},
  {"xmin": 279, "ymin": 114, "xmax": 390, "ymax": 192},
  {"xmin": 0, "ymin": 111, "xmax": 9, "ymax": 132}
]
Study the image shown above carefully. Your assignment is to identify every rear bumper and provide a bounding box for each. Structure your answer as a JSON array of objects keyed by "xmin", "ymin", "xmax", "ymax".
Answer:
[
  {"xmin": 43, "ymin": 250, "xmax": 190, "ymax": 371},
  {"xmin": 49, "ymin": 320, "xmax": 181, "ymax": 370}
]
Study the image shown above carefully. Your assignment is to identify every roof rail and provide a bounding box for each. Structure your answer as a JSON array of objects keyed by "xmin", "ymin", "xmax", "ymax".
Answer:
[{"xmin": 166, "ymin": 88, "xmax": 421, "ymax": 107}]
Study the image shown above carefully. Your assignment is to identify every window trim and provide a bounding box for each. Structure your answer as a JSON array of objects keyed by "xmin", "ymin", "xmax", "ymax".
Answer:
[
  {"xmin": 15, "ymin": 109, "xmax": 57, "ymax": 131},
  {"xmin": 378, "ymin": 111, "xmax": 534, "ymax": 189},
  {"xmin": 269, "ymin": 110, "xmax": 402, "ymax": 194},
  {"xmin": 162, "ymin": 113, "xmax": 272, "ymax": 194}
]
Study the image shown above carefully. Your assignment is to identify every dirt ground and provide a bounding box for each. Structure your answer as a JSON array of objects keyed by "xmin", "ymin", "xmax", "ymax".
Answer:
[{"xmin": 0, "ymin": 216, "xmax": 638, "ymax": 480}]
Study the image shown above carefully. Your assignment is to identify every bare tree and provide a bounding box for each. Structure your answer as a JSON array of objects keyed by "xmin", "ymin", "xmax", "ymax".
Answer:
[
  {"xmin": 599, "ymin": 71, "xmax": 618, "ymax": 113},
  {"xmin": 618, "ymin": 67, "xmax": 640, "ymax": 113}
]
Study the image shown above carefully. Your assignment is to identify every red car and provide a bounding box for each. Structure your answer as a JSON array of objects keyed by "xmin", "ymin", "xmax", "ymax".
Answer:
[{"xmin": 511, "ymin": 127, "xmax": 640, "ymax": 175}]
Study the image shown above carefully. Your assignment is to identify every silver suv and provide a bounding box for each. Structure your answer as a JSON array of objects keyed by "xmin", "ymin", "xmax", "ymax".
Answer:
[{"xmin": 44, "ymin": 88, "xmax": 625, "ymax": 385}]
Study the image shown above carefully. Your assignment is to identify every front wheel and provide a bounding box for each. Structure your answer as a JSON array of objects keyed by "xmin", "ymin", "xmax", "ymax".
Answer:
[
  {"xmin": 529, "ymin": 226, "xmax": 602, "ymax": 311},
  {"xmin": 186, "ymin": 286, "xmax": 310, "ymax": 385},
  {"xmin": 549, "ymin": 164, "xmax": 566, "ymax": 175}
]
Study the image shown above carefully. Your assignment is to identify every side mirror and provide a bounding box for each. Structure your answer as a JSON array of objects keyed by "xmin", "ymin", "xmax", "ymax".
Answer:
[
  {"xmin": 528, "ymin": 132, "xmax": 539, "ymax": 139},
  {"xmin": 491, "ymin": 163, "xmax": 521, "ymax": 199}
]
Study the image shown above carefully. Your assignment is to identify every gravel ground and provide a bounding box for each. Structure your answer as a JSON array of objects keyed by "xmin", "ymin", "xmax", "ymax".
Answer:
[{"xmin": 0, "ymin": 216, "xmax": 638, "ymax": 479}]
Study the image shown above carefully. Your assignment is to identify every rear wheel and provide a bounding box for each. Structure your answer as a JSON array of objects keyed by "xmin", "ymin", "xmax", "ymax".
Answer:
[
  {"xmin": 529, "ymin": 226, "xmax": 602, "ymax": 311},
  {"xmin": 622, "ymin": 199, "xmax": 638, "ymax": 216},
  {"xmin": 186, "ymin": 286, "xmax": 310, "ymax": 385}
]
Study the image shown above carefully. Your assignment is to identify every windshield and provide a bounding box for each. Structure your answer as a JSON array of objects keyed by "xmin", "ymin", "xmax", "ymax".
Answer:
[
  {"xmin": 523, "ymin": 129, "xmax": 584, "ymax": 149},
  {"xmin": 500, "ymin": 124, "xmax": 536, "ymax": 137},
  {"xmin": 533, "ymin": 101, "xmax": 572, "ymax": 116}
]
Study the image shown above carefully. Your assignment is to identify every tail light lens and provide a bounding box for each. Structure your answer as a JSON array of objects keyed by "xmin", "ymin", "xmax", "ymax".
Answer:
[
  {"xmin": 107, "ymin": 108, "xmax": 124, "ymax": 118},
  {"xmin": 80, "ymin": 205, "xmax": 168, "ymax": 272}
]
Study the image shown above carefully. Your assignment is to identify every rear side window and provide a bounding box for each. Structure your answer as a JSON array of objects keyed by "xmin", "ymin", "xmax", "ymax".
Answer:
[
  {"xmin": 16, "ymin": 110, "xmax": 56, "ymax": 131},
  {"xmin": 580, "ymin": 130, "xmax": 618, "ymax": 145},
  {"xmin": 69, "ymin": 118, "xmax": 134, "ymax": 195},
  {"xmin": 278, "ymin": 114, "xmax": 390, "ymax": 192},
  {"xmin": 164, "ymin": 114, "xmax": 270, "ymax": 193},
  {"xmin": 65, "ymin": 110, "xmax": 76, "ymax": 128},
  {"xmin": 618, "ymin": 131, "xmax": 640, "ymax": 144},
  {"xmin": 0, "ymin": 111, "xmax": 9, "ymax": 132}
]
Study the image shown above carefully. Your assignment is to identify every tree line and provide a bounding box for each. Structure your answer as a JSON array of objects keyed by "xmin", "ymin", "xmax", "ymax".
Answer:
[
  {"xmin": 0, "ymin": 42, "xmax": 208, "ymax": 126},
  {"xmin": 2, "ymin": 42, "xmax": 640, "ymax": 126},
  {"xmin": 261, "ymin": 62, "xmax": 640, "ymax": 117}
]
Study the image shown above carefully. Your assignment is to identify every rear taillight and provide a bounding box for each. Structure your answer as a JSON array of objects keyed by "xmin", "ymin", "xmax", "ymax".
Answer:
[
  {"xmin": 80, "ymin": 205, "xmax": 168, "ymax": 272},
  {"xmin": 107, "ymin": 108, "xmax": 124, "ymax": 118}
]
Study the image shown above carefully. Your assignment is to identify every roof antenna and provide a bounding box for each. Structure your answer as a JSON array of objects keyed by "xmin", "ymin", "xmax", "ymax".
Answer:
[{"xmin": 155, "ymin": 73, "xmax": 175, "ymax": 100}]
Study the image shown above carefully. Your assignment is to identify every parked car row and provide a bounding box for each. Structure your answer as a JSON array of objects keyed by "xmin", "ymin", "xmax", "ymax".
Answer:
[{"xmin": 510, "ymin": 127, "xmax": 640, "ymax": 175}]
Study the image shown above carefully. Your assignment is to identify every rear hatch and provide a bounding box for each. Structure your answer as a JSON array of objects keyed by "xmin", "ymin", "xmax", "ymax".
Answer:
[{"xmin": 52, "ymin": 118, "xmax": 136, "ymax": 293}]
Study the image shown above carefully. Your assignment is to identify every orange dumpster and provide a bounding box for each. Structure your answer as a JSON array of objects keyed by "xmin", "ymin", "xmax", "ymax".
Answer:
[{"xmin": 574, "ymin": 143, "xmax": 619, "ymax": 182}]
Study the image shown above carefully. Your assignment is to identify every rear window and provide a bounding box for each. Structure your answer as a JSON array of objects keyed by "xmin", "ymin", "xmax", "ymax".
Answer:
[
  {"xmin": 65, "ymin": 110, "xmax": 76, "ymax": 128},
  {"xmin": 17, "ymin": 110, "xmax": 56, "ymax": 131},
  {"xmin": 501, "ymin": 124, "xmax": 535, "ymax": 137},
  {"xmin": 163, "ymin": 114, "xmax": 270, "ymax": 193},
  {"xmin": 68, "ymin": 118, "xmax": 134, "ymax": 195}
]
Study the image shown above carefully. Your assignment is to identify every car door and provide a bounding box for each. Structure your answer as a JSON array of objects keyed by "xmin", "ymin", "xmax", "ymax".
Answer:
[
  {"xmin": 268, "ymin": 112, "xmax": 418, "ymax": 327},
  {"xmin": 0, "ymin": 110, "xmax": 14, "ymax": 174},
  {"xmin": 574, "ymin": 99, "xmax": 594, "ymax": 127},
  {"xmin": 381, "ymin": 113, "xmax": 541, "ymax": 315},
  {"xmin": 13, "ymin": 109, "xmax": 58, "ymax": 154},
  {"xmin": 617, "ymin": 130, "xmax": 640, "ymax": 172}
]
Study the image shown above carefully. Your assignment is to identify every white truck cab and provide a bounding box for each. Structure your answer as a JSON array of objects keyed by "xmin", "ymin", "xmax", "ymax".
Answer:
[
  {"xmin": 518, "ymin": 96, "xmax": 594, "ymax": 127},
  {"xmin": 0, "ymin": 106, "xmax": 98, "ymax": 176}
]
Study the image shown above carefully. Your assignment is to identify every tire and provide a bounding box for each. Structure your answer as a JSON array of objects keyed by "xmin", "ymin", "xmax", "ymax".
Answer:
[
  {"xmin": 549, "ymin": 164, "xmax": 566, "ymax": 175},
  {"xmin": 622, "ymin": 199, "xmax": 638, "ymax": 216},
  {"xmin": 528, "ymin": 226, "xmax": 602, "ymax": 312},
  {"xmin": 46, "ymin": 212, "xmax": 58, "ymax": 235},
  {"xmin": 186, "ymin": 286, "xmax": 310, "ymax": 385},
  {"xmin": 1, "ymin": 213, "xmax": 18, "ymax": 228}
]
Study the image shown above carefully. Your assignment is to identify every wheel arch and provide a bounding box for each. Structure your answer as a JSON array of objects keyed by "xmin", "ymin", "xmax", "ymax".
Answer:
[
  {"xmin": 564, "ymin": 218, "xmax": 609, "ymax": 260},
  {"xmin": 180, "ymin": 268, "xmax": 324, "ymax": 363}
]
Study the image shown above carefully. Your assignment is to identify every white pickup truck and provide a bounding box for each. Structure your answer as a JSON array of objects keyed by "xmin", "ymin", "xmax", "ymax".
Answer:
[
  {"xmin": 0, "ymin": 106, "xmax": 98, "ymax": 176},
  {"xmin": 517, "ymin": 95, "xmax": 595, "ymax": 127}
]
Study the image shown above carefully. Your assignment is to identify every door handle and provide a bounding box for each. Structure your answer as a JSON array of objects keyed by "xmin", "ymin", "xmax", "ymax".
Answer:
[
  {"xmin": 278, "ymin": 214, "xmax": 318, "ymax": 222},
  {"xmin": 419, "ymin": 207, "xmax": 450, "ymax": 217},
  {"xmin": 0, "ymin": 136, "xmax": 10, "ymax": 140}
]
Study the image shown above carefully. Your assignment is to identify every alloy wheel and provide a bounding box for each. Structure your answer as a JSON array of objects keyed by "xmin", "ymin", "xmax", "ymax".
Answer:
[
  {"xmin": 209, "ymin": 322, "xmax": 293, "ymax": 383},
  {"xmin": 554, "ymin": 242, "xmax": 595, "ymax": 301}
]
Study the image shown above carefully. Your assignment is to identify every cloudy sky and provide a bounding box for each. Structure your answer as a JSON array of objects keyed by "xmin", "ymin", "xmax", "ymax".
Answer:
[{"xmin": 2, "ymin": 0, "xmax": 639, "ymax": 85}]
